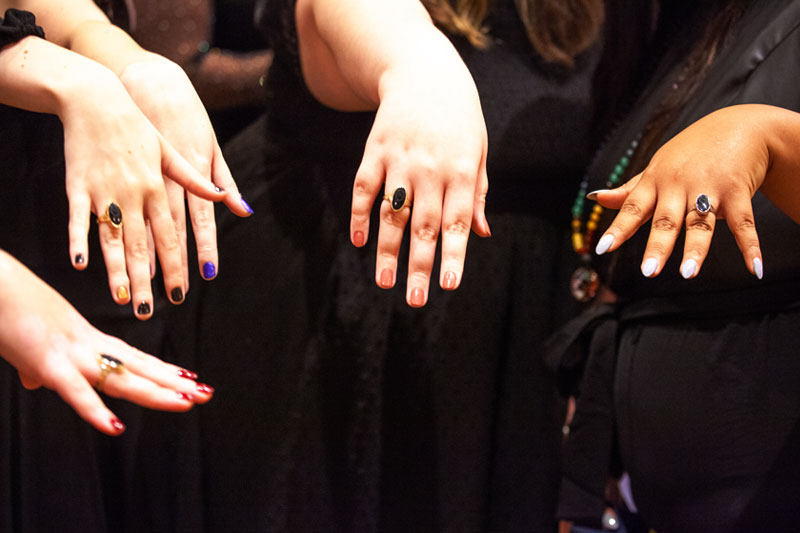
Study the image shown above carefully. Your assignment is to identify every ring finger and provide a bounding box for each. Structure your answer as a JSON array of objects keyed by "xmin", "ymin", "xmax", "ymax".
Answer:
[
  {"xmin": 95, "ymin": 200, "xmax": 131, "ymax": 306},
  {"xmin": 375, "ymin": 181, "xmax": 413, "ymax": 290}
]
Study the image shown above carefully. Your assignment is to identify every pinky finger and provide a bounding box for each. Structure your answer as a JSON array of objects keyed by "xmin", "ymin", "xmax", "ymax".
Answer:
[
  {"xmin": 725, "ymin": 200, "xmax": 763, "ymax": 280},
  {"xmin": 211, "ymin": 140, "xmax": 253, "ymax": 218},
  {"xmin": 471, "ymin": 159, "xmax": 491, "ymax": 237},
  {"xmin": 52, "ymin": 364, "xmax": 126, "ymax": 436},
  {"xmin": 68, "ymin": 189, "xmax": 92, "ymax": 270}
]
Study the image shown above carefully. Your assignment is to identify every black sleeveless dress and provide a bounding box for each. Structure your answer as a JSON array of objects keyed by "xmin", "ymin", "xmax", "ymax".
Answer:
[{"xmin": 193, "ymin": 1, "xmax": 601, "ymax": 531}]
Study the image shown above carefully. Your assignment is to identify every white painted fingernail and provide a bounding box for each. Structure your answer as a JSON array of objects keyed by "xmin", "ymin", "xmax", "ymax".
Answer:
[
  {"xmin": 753, "ymin": 257, "xmax": 763, "ymax": 280},
  {"xmin": 586, "ymin": 189, "xmax": 610, "ymax": 201},
  {"xmin": 680, "ymin": 259, "xmax": 698, "ymax": 279},
  {"xmin": 595, "ymin": 234, "xmax": 614, "ymax": 255},
  {"xmin": 641, "ymin": 257, "xmax": 659, "ymax": 278}
]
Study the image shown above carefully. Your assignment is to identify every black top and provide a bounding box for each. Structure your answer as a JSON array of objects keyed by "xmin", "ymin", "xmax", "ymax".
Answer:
[{"xmin": 0, "ymin": 9, "xmax": 44, "ymax": 48}]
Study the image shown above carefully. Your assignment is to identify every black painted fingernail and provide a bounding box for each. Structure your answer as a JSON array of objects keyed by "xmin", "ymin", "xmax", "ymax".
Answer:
[
  {"xmin": 137, "ymin": 301, "xmax": 151, "ymax": 315},
  {"xmin": 170, "ymin": 287, "xmax": 184, "ymax": 303},
  {"xmin": 202, "ymin": 262, "xmax": 216, "ymax": 280},
  {"xmin": 240, "ymin": 197, "xmax": 253, "ymax": 214},
  {"xmin": 214, "ymin": 186, "xmax": 224, "ymax": 193},
  {"xmin": 74, "ymin": 253, "xmax": 85, "ymax": 265}
]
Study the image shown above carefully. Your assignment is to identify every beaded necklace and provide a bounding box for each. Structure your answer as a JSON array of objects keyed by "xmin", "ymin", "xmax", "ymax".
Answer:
[{"xmin": 568, "ymin": 133, "xmax": 641, "ymax": 302}]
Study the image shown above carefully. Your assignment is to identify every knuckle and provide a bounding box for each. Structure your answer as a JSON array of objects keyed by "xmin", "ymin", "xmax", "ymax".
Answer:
[
  {"xmin": 651, "ymin": 215, "xmax": 680, "ymax": 232},
  {"xmin": 646, "ymin": 241, "xmax": 670, "ymax": 256},
  {"xmin": 684, "ymin": 244, "xmax": 707, "ymax": 257},
  {"xmin": 191, "ymin": 205, "xmax": 213, "ymax": 228},
  {"xmin": 686, "ymin": 218, "xmax": 714, "ymax": 232},
  {"xmin": 352, "ymin": 175, "xmax": 375, "ymax": 196},
  {"xmin": 443, "ymin": 218, "xmax": 470, "ymax": 236},
  {"xmin": 414, "ymin": 222, "xmax": 439, "ymax": 242},
  {"xmin": 351, "ymin": 212, "xmax": 370, "ymax": 227},
  {"xmin": 381, "ymin": 209, "xmax": 407, "ymax": 228},
  {"xmin": 620, "ymin": 201, "xmax": 646, "ymax": 218},
  {"xmin": 127, "ymin": 239, "xmax": 150, "ymax": 261},
  {"xmin": 447, "ymin": 160, "xmax": 476, "ymax": 185},
  {"xmin": 733, "ymin": 215, "xmax": 756, "ymax": 232}
]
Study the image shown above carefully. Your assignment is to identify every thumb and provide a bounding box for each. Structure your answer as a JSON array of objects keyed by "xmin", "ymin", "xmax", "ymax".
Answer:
[{"xmin": 587, "ymin": 173, "xmax": 642, "ymax": 210}]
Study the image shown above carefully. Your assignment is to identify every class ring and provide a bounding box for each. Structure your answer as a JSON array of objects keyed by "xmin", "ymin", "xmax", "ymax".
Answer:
[
  {"xmin": 97, "ymin": 202, "xmax": 123, "ymax": 229},
  {"xmin": 383, "ymin": 187, "xmax": 411, "ymax": 212}
]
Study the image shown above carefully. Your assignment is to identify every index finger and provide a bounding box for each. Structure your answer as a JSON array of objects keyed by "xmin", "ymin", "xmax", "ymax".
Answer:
[{"xmin": 595, "ymin": 175, "xmax": 656, "ymax": 255}]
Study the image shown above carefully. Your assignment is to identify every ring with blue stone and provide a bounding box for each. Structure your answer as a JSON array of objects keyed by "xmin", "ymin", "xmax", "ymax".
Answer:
[
  {"xmin": 693, "ymin": 193, "xmax": 714, "ymax": 215},
  {"xmin": 383, "ymin": 187, "xmax": 412, "ymax": 212},
  {"xmin": 97, "ymin": 202, "xmax": 123, "ymax": 229}
]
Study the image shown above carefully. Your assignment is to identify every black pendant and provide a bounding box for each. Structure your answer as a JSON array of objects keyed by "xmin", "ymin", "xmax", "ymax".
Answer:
[
  {"xmin": 108, "ymin": 203, "xmax": 123, "ymax": 227},
  {"xmin": 391, "ymin": 187, "xmax": 407, "ymax": 211},
  {"xmin": 570, "ymin": 266, "xmax": 599, "ymax": 302}
]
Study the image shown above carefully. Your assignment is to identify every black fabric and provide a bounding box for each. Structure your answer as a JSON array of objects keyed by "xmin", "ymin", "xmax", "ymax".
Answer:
[
  {"xmin": 195, "ymin": 0, "xmax": 602, "ymax": 531},
  {"xmin": 556, "ymin": 1, "xmax": 800, "ymax": 530},
  {"xmin": 0, "ymin": 9, "xmax": 44, "ymax": 48}
]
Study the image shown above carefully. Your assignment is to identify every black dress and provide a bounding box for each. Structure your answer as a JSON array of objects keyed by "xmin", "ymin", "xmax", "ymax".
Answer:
[
  {"xmin": 557, "ymin": 1, "xmax": 800, "ymax": 531},
  {"xmin": 194, "ymin": 1, "xmax": 600, "ymax": 531},
  {"xmin": 0, "ymin": 9, "xmax": 210, "ymax": 533}
]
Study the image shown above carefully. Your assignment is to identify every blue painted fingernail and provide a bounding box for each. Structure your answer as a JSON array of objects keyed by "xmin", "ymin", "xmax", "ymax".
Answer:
[
  {"xmin": 241, "ymin": 197, "xmax": 253, "ymax": 214},
  {"xmin": 202, "ymin": 262, "xmax": 216, "ymax": 280},
  {"xmin": 595, "ymin": 234, "xmax": 614, "ymax": 255},
  {"xmin": 641, "ymin": 257, "xmax": 659, "ymax": 278},
  {"xmin": 753, "ymin": 257, "xmax": 763, "ymax": 280}
]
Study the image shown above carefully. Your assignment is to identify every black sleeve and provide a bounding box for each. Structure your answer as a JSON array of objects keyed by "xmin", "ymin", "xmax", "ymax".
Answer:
[{"xmin": 0, "ymin": 9, "xmax": 45, "ymax": 49}]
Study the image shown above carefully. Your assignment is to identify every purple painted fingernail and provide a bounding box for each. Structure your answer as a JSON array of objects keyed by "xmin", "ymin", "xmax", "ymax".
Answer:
[
  {"xmin": 240, "ymin": 197, "xmax": 253, "ymax": 214},
  {"xmin": 202, "ymin": 262, "xmax": 216, "ymax": 280}
]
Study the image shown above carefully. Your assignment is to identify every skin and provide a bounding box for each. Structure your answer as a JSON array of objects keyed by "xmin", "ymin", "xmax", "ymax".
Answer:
[
  {"xmin": 591, "ymin": 104, "xmax": 800, "ymax": 280},
  {"xmin": 296, "ymin": 0, "xmax": 491, "ymax": 307},
  {"xmin": 0, "ymin": 249, "xmax": 213, "ymax": 436},
  {"xmin": 2, "ymin": 0, "xmax": 252, "ymax": 316}
]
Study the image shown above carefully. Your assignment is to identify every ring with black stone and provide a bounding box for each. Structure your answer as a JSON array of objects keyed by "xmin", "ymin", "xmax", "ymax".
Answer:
[
  {"xmin": 383, "ymin": 187, "xmax": 411, "ymax": 212},
  {"xmin": 97, "ymin": 202, "xmax": 123, "ymax": 229},
  {"xmin": 691, "ymin": 193, "xmax": 714, "ymax": 215},
  {"xmin": 96, "ymin": 354, "xmax": 124, "ymax": 393}
]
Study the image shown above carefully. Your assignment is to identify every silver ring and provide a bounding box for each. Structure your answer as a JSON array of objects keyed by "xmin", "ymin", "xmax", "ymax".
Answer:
[{"xmin": 692, "ymin": 193, "xmax": 714, "ymax": 215}]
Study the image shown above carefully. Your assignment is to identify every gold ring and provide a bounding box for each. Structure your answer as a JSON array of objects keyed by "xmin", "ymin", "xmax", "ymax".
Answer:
[
  {"xmin": 383, "ymin": 187, "xmax": 411, "ymax": 211},
  {"xmin": 97, "ymin": 202, "xmax": 123, "ymax": 229},
  {"xmin": 96, "ymin": 354, "xmax": 124, "ymax": 393}
]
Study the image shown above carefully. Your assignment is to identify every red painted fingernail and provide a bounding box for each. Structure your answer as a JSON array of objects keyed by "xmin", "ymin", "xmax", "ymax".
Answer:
[
  {"xmin": 443, "ymin": 271, "xmax": 457, "ymax": 290},
  {"xmin": 177, "ymin": 392, "xmax": 194, "ymax": 401},
  {"xmin": 178, "ymin": 369, "xmax": 198, "ymax": 380},
  {"xmin": 379, "ymin": 269, "xmax": 393, "ymax": 289},
  {"xmin": 196, "ymin": 383, "xmax": 215, "ymax": 395},
  {"xmin": 410, "ymin": 288, "xmax": 425, "ymax": 307},
  {"xmin": 353, "ymin": 231, "xmax": 365, "ymax": 247},
  {"xmin": 111, "ymin": 418, "xmax": 126, "ymax": 433}
]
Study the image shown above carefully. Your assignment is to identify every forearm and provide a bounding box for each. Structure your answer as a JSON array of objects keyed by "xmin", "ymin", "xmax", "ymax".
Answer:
[
  {"xmin": 755, "ymin": 104, "xmax": 800, "ymax": 223},
  {"xmin": 297, "ymin": 0, "xmax": 471, "ymax": 110},
  {"xmin": 0, "ymin": 34, "xmax": 120, "ymax": 116}
]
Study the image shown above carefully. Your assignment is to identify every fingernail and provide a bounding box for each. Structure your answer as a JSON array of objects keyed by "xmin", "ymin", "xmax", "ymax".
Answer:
[
  {"xmin": 680, "ymin": 259, "xmax": 698, "ymax": 279},
  {"xmin": 116, "ymin": 286, "xmax": 129, "ymax": 301},
  {"xmin": 111, "ymin": 418, "xmax": 126, "ymax": 433},
  {"xmin": 137, "ymin": 301, "xmax": 151, "ymax": 315},
  {"xmin": 196, "ymin": 383, "xmax": 215, "ymax": 395},
  {"xmin": 178, "ymin": 369, "xmax": 198, "ymax": 380},
  {"xmin": 214, "ymin": 186, "xmax": 224, "ymax": 193},
  {"xmin": 410, "ymin": 288, "xmax": 425, "ymax": 307},
  {"xmin": 353, "ymin": 231, "xmax": 365, "ymax": 247},
  {"xmin": 379, "ymin": 268, "xmax": 393, "ymax": 288},
  {"xmin": 240, "ymin": 197, "xmax": 254, "ymax": 214},
  {"xmin": 753, "ymin": 257, "xmax": 763, "ymax": 280},
  {"xmin": 177, "ymin": 392, "xmax": 194, "ymax": 401},
  {"xmin": 586, "ymin": 189, "xmax": 609, "ymax": 201},
  {"xmin": 170, "ymin": 287, "xmax": 184, "ymax": 303},
  {"xmin": 202, "ymin": 262, "xmax": 216, "ymax": 280},
  {"xmin": 443, "ymin": 271, "xmax": 457, "ymax": 290},
  {"xmin": 595, "ymin": 234, "xmax": 614, "ymax": 255},
  {"xmin": 641, "ymin": 257, "xmax": 659, "ymax": 278},
  {"xmin": 74, "ymin": 253, "xmax": 85, "ymax": 265}
]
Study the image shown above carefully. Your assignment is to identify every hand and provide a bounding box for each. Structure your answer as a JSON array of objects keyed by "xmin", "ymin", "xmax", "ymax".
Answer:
[
  {"xmin": 118, "ymin": 57, "xmax": 252, "ymax": 285},
  {"xmin": 591, "ymin": 105, "xmax": 775, "ymax": 280},
  {"xmin": 349, "ymin": 63, "xmax": 491, "ymax": 307},
  {"xmin": 0, "ymin": 250, "xmax": 213, "ymax": 436},
  {"xmin": 60, "ymin": 67, "xmax": 228, "ymax": 319}
]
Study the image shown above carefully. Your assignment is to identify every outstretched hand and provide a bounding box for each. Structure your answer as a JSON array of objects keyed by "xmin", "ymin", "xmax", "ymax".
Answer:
[
  {"xmin": 0, "ymin": 250, "xmax": 213, "ymax": 437},
  {"xmin": 590, "ymin": 104, "xmax": 800, "ymax": 280},
  {"xmin": 349, "ymin": 63, "xmax": 490, "ymax": 307}
]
